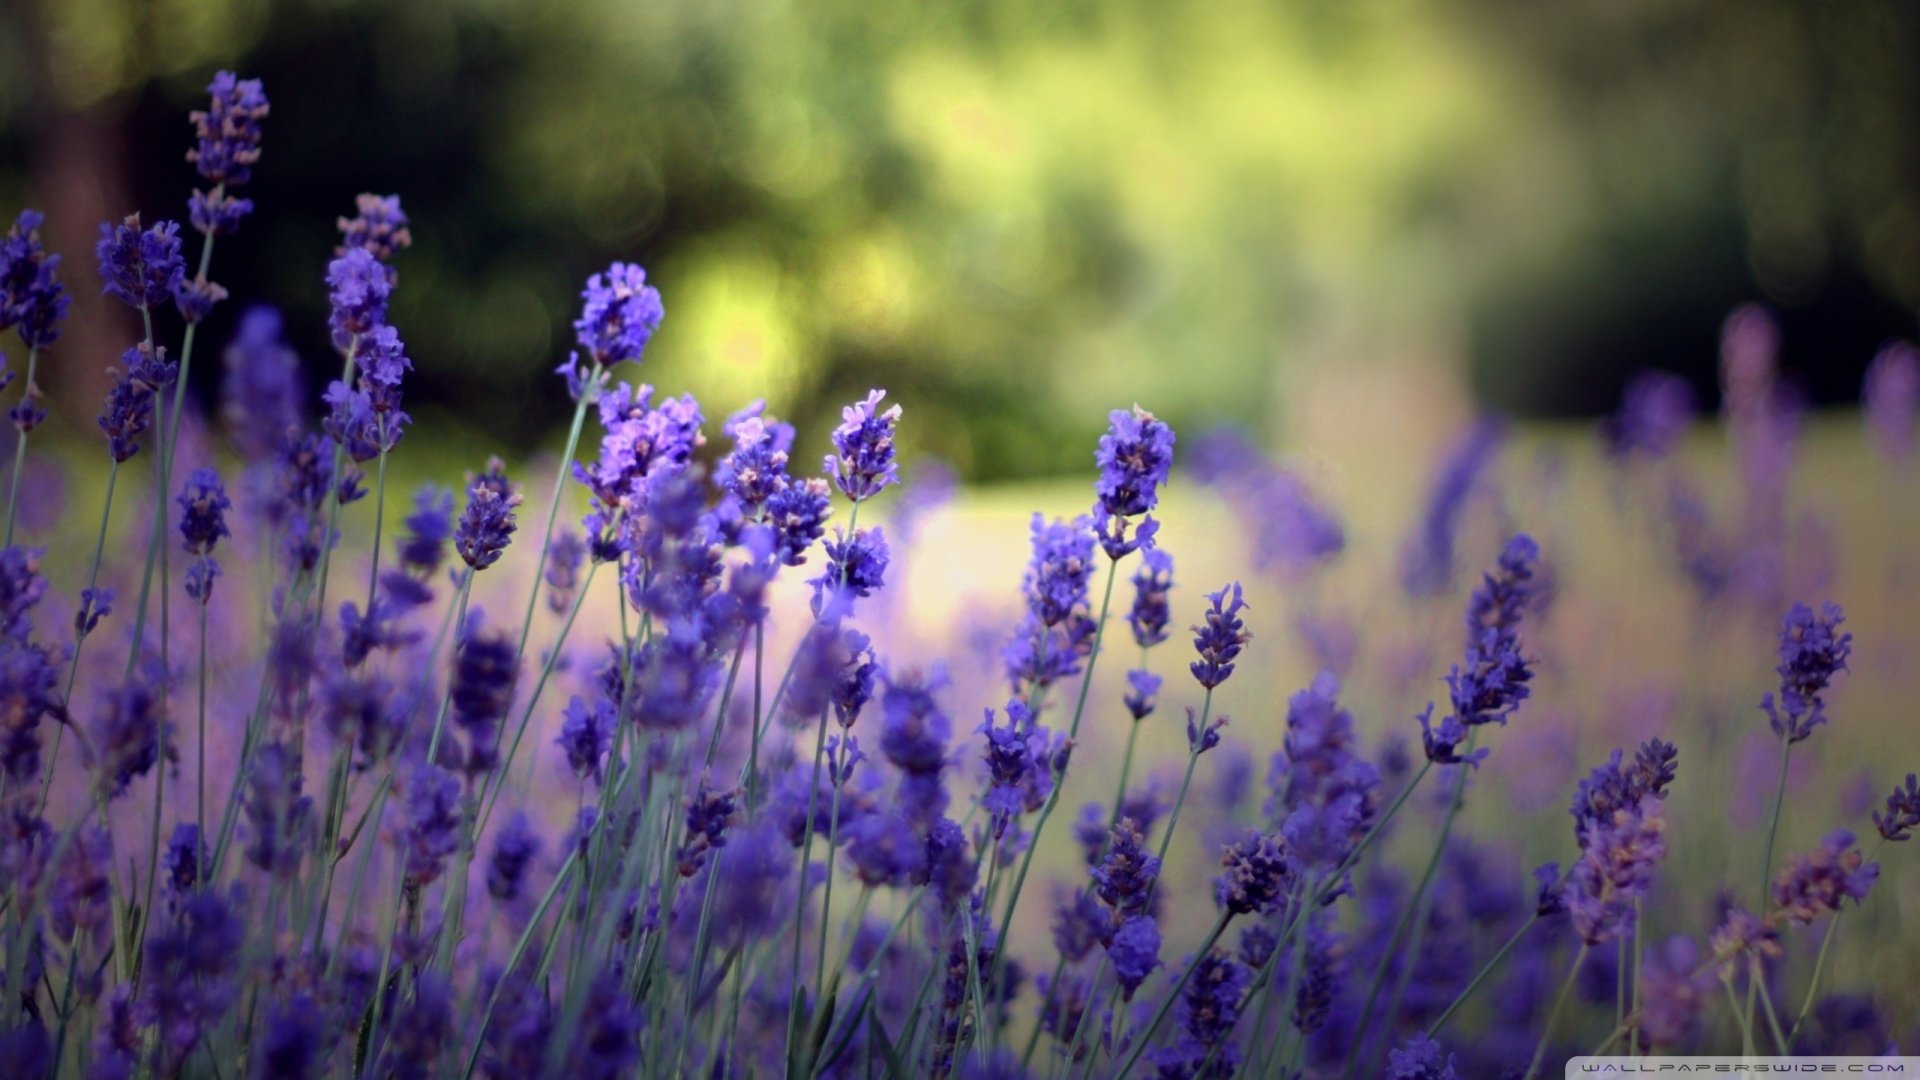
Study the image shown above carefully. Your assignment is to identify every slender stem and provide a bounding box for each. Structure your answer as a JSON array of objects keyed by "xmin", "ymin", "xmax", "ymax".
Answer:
[
  {"xmin": 1344, "ymin": 750, "xmax": 1473, "ymax": 1078},
  {"xmin": 1522, "ymin": 944, "xmax": 1588, "ymax": 1080},
  {"xmin": 1752, "ymin": 955, "xmax": 1789, "ymax": 1053},
  {"xmin": 1724, "ymin": 973, "xmax": 1755, "ymax": 1057},
  {"xmin": 514, "ymin": 375, "xmax": 598, "ymax": 663},
  {"xmin": 1426, "ymin": 910, "xmax": 1539, "ymax": 1036},
  {"xmin": 196, "ymin": 588, "xmax": 209, "ymax": 882},
  {"xmin": 458, "ymin": 848, "xmax": 579, "ymax": 1080},
  {"xmin": 815, "ymin": 753, "xmax": 847, "ymax": 998},
  {"xmin": 746, "ymin": 621, "xmax": 765, "ymax": 809},
  {"xmin": 1145, "ymin": 690, "xmax": 1210, "ymax": 899},
  {"xmin": 3, "ymin": 346, "xmax": 38, "ymax": 546},
  {"xmin": 988, "ymin": 558, "xmax": 1123, "ymax": 1003},
  {"xmin": 41, "ymin": 459, "xmax": 120, "ymax": 815},
  {"xmin": 1112, "ymin": 911, "xmax": 1233, "ymax": 1079},
  {"xmin": 1759, "ymin": 733, "xmax": 1791, "ymax": 906},
  {"xmin": 1786, "ymin": 912, "xmax": 1845, "ymax": 1047},
  {"xmin": 783, "ymin": 706, "xmax": 834, "ymax": 1070},
  {"xmin": 362, "ymin": 440, "xmax": 390, "ymax": 622}
]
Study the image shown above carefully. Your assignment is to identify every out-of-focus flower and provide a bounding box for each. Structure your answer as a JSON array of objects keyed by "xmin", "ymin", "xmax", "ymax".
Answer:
[
  {"xmin": 1399, "ymin": 418, "xmax": 1505, "ymax": 597},
  {"xmin": 1602, "ymin": 371, "xmax": 1695, "ymax": 463},
  {"xmin": 1771, "ymin": 829, "xmax": 1878, "ymax": 927},
  {"xmin": 1126, "ymin": 547, "xmax": 1174, "ymax": 649},
  {"xmin": 336, "ymin": 194, "xmax": 412, "ymax": 268}
]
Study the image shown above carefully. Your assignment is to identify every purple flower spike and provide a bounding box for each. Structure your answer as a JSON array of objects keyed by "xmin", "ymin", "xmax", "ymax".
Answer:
[
  {"xmin": 1126, "ymin": 547, "xmax": 1174, "ymax": 649},
  {"xmin": 1386, "ymin": 1033, "xmax": 1459, "ymax": 1080},
  {"xmin": 1863, "ymin": 340, "xmax": 1919, "ymax": 463},
  {"xmin": 455, "ymin": 458, "xmax": 522, "ymax": 571},
  {"xmin": 1761, "ymin": 601, "xmax": 1851, "ymax": 744},
  {"xmin": 187, "ymin": 71, "xmax": 269, "ymax": 234},
  {"xmin": 1771, "ymin": 829, "xmax": 1878, "ymax": 927},
  {"xmin": 1602, "ymin": 370, "xmax": 1695, "ymax": 463},
  {"xmin": 336, "ymin": 193, "xmax": 412, "ymax": 268},
  {"xmin": 1216, "ymin": 830, "xmax": 1292, "ymax": 915},
  {"xmin": 571, "ymin": 261, "xmax": 664, "ymax": 376},
  {"xmin": 1108, "ymin": 914, "xmax": 1162, "ymax": 1001},
  {"xmin": 325, "ymin": 246, "xmax": 391, "ymax": 351},
  {"xmin": 0, "ymin": 210, "xmax": 70, "ymax": 349},
  {"xmin": 1093, "ymin": 404, "xmax": 1175, "ymax": 558},
  {"xmin": 96, "ymin": 214, "xmax": 184, "ymax": 310},
  {"xmin": 1189, "ymin": 581, "xmax": 1250, "ymax": 690},
  {"xmin": 825, "ymin": 389, "xmax": 902, "ymax": 502},
  {"xmin": 1875, "ymin": 773, "xmax": 1920, "ymax": 843}
]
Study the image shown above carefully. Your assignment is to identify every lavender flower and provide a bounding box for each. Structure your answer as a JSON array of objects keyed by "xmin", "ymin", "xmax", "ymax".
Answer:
[
  {"xmin": 450, "ymin": 613, "xmax": 519, "ymax": 776},
  {"xmin": 403, "ymin": 764, "xmax": 462, "ymax": 888},
  {"xmin": 99, "ymin": 343, "xmax": 176, "ymax": 463},
  {"xmin": 1190, "ymin": 427, "xmax": 1347, "ymax": 579},
  {"xmin": 0, "ymin": 210, "xmax": 69, "ymax": 349},
  {"xmin": 487, "ymin": 812, "xmax": 542, "ymax": 902},
  {"xmin": 177, "ymin": 467, "xmax": 231, "ymax": 556},
  {"xmin": 557, "ymin": 695, "xmax": 616, "ymax": 783},
  {"xmin": 1567, "ymin": 747, "xmax": 1671, "ymax": 945},
  {"xmin": 1602, "ymin": 371, "xmax": 1695, "ymax": 462},
  {"xmin": 336, "ymin": 193, "xmax": 412, "ymax": 267},
  {"xmin": 1123, "ymin": 668, "xmax": 1161, "ymax": 721},
  {"xmin": 95, "ymin": 215, "xmax": 184, "ymax": 310},
  {"xmin": 137, "ymin": 888, "xmax": 244, "ymax": 1068},
  {"xmin": 1875, "ymin": 773, "xmax": 1920, "ymax": 843},
  {"xmin": 824, "ymin": 389, "xmax": 902, "ymax": 502},
  {"xmin": 1762, "ymin": 601, "xmax": 1852, "ymax": 743},
  {"xmin": 456, "ymin": 458, "xmax": 522, "ymax": 571},
  {"xmin": 1093, "ymin": 404, "xmax": 1175, "ymax": 558},
  {"xmin": 544, "ymin": 526, "xmax": 586, "ymax": 614},
  {"xmin": 186, "ymin": 71, "xmax": 268, "ymax": 234},
  {"xmin": 1109, "ymin": 914, "xmax": 1162, "ymax": 1000},
  {"xmin": 678, "ymin": 779, "xmax": 738, "ymax": 877},
  {"xmin": 1216, "ymin": 830, "xmax": 1292, "ymax": 915},
  {"xmin": 1091, "ymin": 819, "xmax": 1160, "ymax": 921},
  {"xmin": 570, "ymin": 261, "xmax": 664, "ymax": 375},
  {"xmin": 810, "ymin": 525, "xmax": 889, "ymax": 618},
  {"xmin": 1863, "ymin": 340, "xmax": 1919, "ymax": 462},
  {"xmin": 92, "ymin": 675, "xmax": 162, "ymax": 798},
  {"xmin": 1399, "ymin": 417, "xmax": 1505, "ymax": 596},
  {"xmin": 325, "ymin": 246, "xmax": 390, "ymax": 348},
  {"xmin": 1771, "ymin": 829, "xmax": 1878, "ymax": 927},
  {"xmin": 1126, "ymin": 547, "xmax": 1174, "ymax": 648},
  {"xmin": 573, "ymin": 383, "xmax": 704, "ymax": 507},
  {"xmin": 220, "ymin": 307, "xmax": 303, "ymax": 458},
  {"xmin": 1189, "ymin": 581, "xmax": 1250, "ymax": 690},
  {"xmin": 1386, "ymin": 1033, "xmax": 1458, "ymax": 1080},
  {"xmin": 977, "ymin": 699, "xmax": 1048, "ymax": 836},
  {"xmin": 242, "ymin": 742, "xmax": 313, "ymax": 878},
  {"xmin": 1708, "ymin": 905, "xmax": 1781, "ymax": 979},
  {"xmin": 765, "ymin": 475, "xmax": 832, "ymax": 565},
  {"xmin": 1420, "ymin": 535, "xmax": 1541, "ymax": 767}
]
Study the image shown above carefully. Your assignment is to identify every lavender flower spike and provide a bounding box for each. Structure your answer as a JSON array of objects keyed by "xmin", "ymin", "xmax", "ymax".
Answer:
[
  {"xmin": 456, "ymin": 458, "xmax": 522, "ymax": 571},
  {"xmin": 186, "ymin": 71, "xmax": 269, "ymax": 235},
  {"xmin": 1762, "ymin": 601, "xmax": 1851, "ymax": 743},
  {"xmin": 0, "ymin": 210, "xmax": 70, "ymax": 349},
  {"xmin": 825, "ymin": 389, "xmax": 902, "ymax": 502},
  {"xmin": 1093, "ymin": 404, "xmax": 1175, "ymax": 558},
  {"xmin": 1189, "ymin": 581, "xmax": 1251, "ymax": 690},
  {"xmin": 96, "ymin": 215, "xmax": 185, "ymax": 311}
]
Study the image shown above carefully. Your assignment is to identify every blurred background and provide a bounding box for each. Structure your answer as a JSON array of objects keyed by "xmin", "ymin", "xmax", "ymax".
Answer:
[{"xmin": 2, "ymin": 0, "xmax": 1918, "ymax": 479}]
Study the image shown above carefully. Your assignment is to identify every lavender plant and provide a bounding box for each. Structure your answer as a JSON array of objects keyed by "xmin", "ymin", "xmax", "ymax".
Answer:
[{"xmin": 0, "ymin": 72, "xmax": 1913, "ymax": 1080}]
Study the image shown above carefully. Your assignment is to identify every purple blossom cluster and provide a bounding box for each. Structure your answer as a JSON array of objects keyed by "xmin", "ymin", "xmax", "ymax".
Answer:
[{"xmin": 0, "ymin": 73, "xmax": 1915, "ymax": 1080}]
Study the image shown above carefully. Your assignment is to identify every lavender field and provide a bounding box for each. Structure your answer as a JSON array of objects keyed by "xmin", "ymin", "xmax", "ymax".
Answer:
[{"xmin": 1, "ymin": 70, "xmax": 1919, "ymax": 1080}]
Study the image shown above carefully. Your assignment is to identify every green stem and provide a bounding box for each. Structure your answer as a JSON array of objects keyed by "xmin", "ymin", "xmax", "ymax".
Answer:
[
  {"xmin": 1759, "ymin": 732, "xmax": 1792, "ymax": 907},
  {"xmin": 1521, "ymin": 944, "xmax": 1587, "ymax": 1080},
  {"xmin": 3, "ymin": 346, "xmax": 38, "ymax": 546},
  {"xmin": 459, "ymin": 848, "xmax": 580, "ymax": 1080},
  {"xmin": 782, "ymin": 707, "xmax": 834, "ymax": 1070},
  {"xmin": 196, "ymin": 588, "xmax": 209, "ymax": 882},
  {"xmin": 1343, "ymin": 747, "xmax": 1473, "ymax": 1079},
  {"xmin": 514, "ymin": 373, "xmax": 599, "ymax": 663},
  {"xmin": 988, "ymin": 558, "xmax": 1123, "ymax": 1005},
  {"xmin": 1426, "ymin": 910, "xmax": 1539, "ymax": 1036},
  {"xmin": 40, "ymin": 459, "xmax": 120, "ymax": 816},
  {"xmin": 1753, "ymin": 955, "xmax": 1790, "ymax": 1054}
]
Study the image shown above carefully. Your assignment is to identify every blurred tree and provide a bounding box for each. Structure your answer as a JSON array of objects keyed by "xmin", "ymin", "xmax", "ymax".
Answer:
[{"xmin": 1, "ymin": 0, "xmax": 1914, "ymax": 477}]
